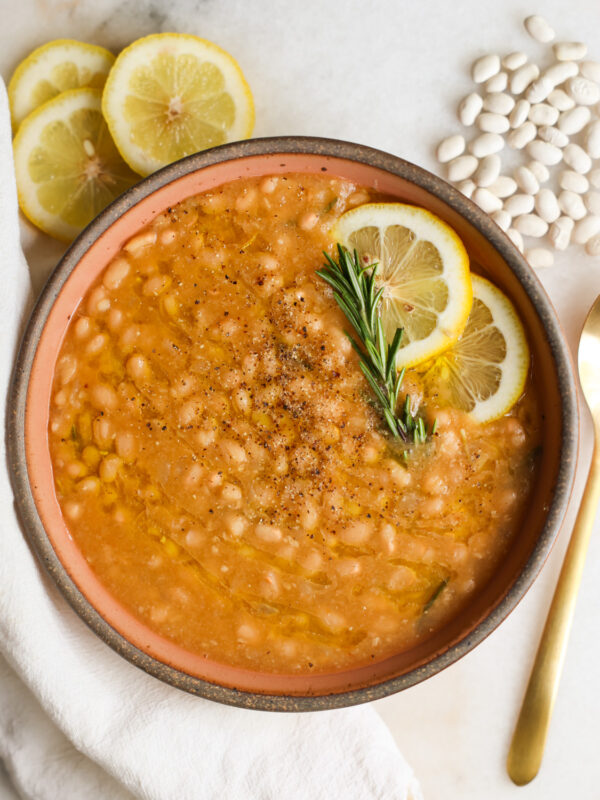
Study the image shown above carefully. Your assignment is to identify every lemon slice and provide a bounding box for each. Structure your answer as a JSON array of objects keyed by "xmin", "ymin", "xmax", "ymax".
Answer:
[
  {"xmin": 334, "ymin": 203, "xmax": 472, "ymax": 368},
  {"xmin": 13, "ymin": 87, "xmax": 139, "ymax": 241},
  {"xmin": 418, "ymin": 275, "xmax": 530, "ymax": 422},
  {"xmin": 8, "ymin": 39, "xmax": 115, "ymax": 129},
  {"xmin": 102, "ymin": 33, "xmax": 255, "ymax": 176}
]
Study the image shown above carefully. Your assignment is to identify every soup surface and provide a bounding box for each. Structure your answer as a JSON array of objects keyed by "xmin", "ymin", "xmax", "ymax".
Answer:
[{"xmin": 48, "ymin": 174, "xmax": 541, "ymax": 674}]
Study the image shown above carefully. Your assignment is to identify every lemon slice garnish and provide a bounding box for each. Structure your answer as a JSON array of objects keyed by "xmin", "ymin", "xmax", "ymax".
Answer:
[
  {"xmin": 418, "ymin": 275, "xmax": 530, "ymax": 422},
  {"xmin": 334, "ymin": 203, "xmax": 473, "ymax": 368},
  {"xmin": 8, "ymin": 39, "xmax": 115, "ymax": 129},
  {"xmin": 13, "ymin": 87, "xmax": 139, "ymax": 241},
  {"xmin": 101, "ymin": 33, "xmax": 255, "ymax": 176}
]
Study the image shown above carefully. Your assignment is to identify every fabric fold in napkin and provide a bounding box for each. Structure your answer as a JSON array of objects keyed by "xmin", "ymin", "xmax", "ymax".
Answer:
[{"xmin": 0, "ymin": 79, "xmax": 422, "ymax": 800}]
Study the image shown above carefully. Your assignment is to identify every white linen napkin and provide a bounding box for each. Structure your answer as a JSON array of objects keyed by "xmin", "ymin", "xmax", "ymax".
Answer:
[{"xmin": 0, "ymin": 79, "xmax": 422, "ymax": 800}]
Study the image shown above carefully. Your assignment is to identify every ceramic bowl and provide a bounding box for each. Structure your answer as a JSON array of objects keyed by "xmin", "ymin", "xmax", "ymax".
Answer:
[{"xmin": 8, "ymin": 137, "xmax": 579, "ymax": 711}]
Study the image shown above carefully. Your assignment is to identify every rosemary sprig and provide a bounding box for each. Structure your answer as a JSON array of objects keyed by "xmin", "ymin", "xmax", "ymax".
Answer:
[{"xmin": 317, "ymin": 244, "xmax": 432, "ymax": 444}]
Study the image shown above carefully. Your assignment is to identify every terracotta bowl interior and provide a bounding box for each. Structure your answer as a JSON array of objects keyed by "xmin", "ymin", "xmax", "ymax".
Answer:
[{"xmin": 17, "ymin": 143, "xmax": 577, "ymax": 710}]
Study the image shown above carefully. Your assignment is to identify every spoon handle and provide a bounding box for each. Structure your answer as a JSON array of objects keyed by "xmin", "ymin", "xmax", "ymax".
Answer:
[{"xmin": 507, "ymin": 441, "xmax": 600, "ymax": 786}]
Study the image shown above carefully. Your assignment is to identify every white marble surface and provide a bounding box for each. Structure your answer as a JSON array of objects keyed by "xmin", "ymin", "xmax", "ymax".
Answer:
[{"xmin": 1, "ymin": 0, "xmax": 600, "ymax": 797}]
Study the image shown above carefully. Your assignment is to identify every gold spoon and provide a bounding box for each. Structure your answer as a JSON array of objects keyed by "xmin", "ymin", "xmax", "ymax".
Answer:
[{"xmin": 507, "ymin": 295, "xmax": 600, "ymax": 785}]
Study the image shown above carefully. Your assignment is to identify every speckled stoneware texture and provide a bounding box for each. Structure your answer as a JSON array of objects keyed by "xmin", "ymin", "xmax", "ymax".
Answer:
[{"xmin": 7, "ymin": 137, "xmax": 579, "ymax": 711}]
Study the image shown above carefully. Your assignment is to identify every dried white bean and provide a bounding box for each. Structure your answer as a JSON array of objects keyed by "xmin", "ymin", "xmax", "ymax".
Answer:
[
  {"xmin": 509, "ymin": 99, "xmax": 531, "ymax": 128},
  {"xmin": 448, "ymin": 155, "xmax": 479, "ymax": 181},
  {"xmin": 549, "ymin": 216, "xmax": 574, "ymax": 250},
  {"xmin": 508, "ymin": 121, "xmax": 537, "ymax": 149},
  {"xmin": 529, "ymin": 103, "xmax": 559, "ymax": 126},
  {"xmin": 573, "ymin": 215, "xmax": 600, "ymax": 244},
  {"xmin": 514, "ymin": 165, "xmax": 540, "ymax": 194},
  {"xmin": 507, "ymin": 227, "xmax": 524, "ymax": 251},
  {"xmin": 477, "ymin": 112, "xmax": 510, "ymax": 134},
  {"xmin": 580, "ymin": 61, "xmax": 600, "ymax": 83},
  {"xmin": 437, "ymin": 135, "xmax": 466, "ymax": 163},
  {"xmin": 524, "ymin": 15, "xmax": 555, "ymax": 43},
  {"xmin": 585, "ymin": 233, "xmax": 600, "ymax": 256},
  {"xmin": 563, "ymin": 143, "xmax": 592, "ymax": 174},
  {"xmin": 456, "ymin": 179, "xmax": 476, "ymax": 198},
  {"xmin": 483, "ymin": 92, "xmax": 515, "ymax": 115},
  {"xmin": 503, "ymin": 51, "xmax": 528, "ymax": 71},
  {"xmin": 543, "ymin": 61, "xmax": 579, "ymax": 87},
  {"xmin": 525, "ymin": 247, "xmax": 554, "ymax": 268},
  {"xmin": 527, "ymin": 161, "xmax": 550, "ymax": 184},
  {"xmin": 474, "ymin": 154, "xmax": 501, "ymax": 187},
  {"xmin": 505, "ymin": 193, "xmax": 535, "ymax": 216},
  {"xmin": 472, "ymin": 187, "xmax": 503, "ymax": 213},
  {"xmin": 558, "ymin": 190, "xmax": 587, "ymax": 219},
  {"xmin": 513, "ymin": 214, "xmax": 549, "ymax": 237},
  {"xmin": 510, "ymin": 63, "xmax": 540, "ymax": 95},
  {"xmin": 491, "ymin": 209, "xmax": 512, "ymax": 231},
  {"xmin": 558, "ymin": 106, "xmax": 591, "ymax": 134},
  {"xmin": 526, "ymin": 77, "xmax": 554, "ymax": 104},
  {"xmin": 553, "ymin": 42, "xmax": 587, "ymax": 62},
  {"xmin": 469, "ymin": 133, "xmax": 504, "ymax": 157},
  {"xmin": 458, "ymin": 93, "xmax": 483, "ymax": 126},
  {"xmin": 584, "ymin": 191, "xmax": 600, "ymax": 216},
  {"xmin": 486, "ymin": 72, "xmax": 508, "ymax": 93},
  {"xmin": 472, "ymin": 54, "xmax": 501, "ymax": 84},
  {"xmin": 535, "ymin": 188, "xmax": 561, "ymax": 223},
  {"xmin": 559, "ymin": 170, "xmax": 589, "ymax": 193},
  {"xmin": 566, "ymin": 76, "xmax": 600, "ymax": 106},
  {"xmin": 590, "ymin": 169, "xmax": 600, "ymax": 189},
  {"xmin": 537, "ymin": 125, "xmax": 569, "ymax": 147},
  {"xmin": 548, "ymin": 89, "xmax": 575, "ymax": 111},
  {"xmin": 584, "ymin": 120, "xmax": 600, "ymax": 159},
  {"xmin": 488, "ymin": 175, "xmax": 517, "ymax": 198},
  {"xmin": 527, "ymin": 140, "xmax": 563, "ymax": 166}
]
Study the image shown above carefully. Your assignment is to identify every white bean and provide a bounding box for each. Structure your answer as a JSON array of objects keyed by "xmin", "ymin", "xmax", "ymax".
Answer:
[
  {"xmin": 507, "ymin": 227, "xmax": 524, "ymax": 251},
  {"xmin": 558, "ymin": 190, "xmax": 587, "ymax": 219},
  {"xmin": 585, "ymin": 233, "xmax": 600, "ymax": 256},
  {"xmin": 563, "ymin": 143, "xmax": 592, "ymax": 174},
  {"xmin": 544, "ymin": 61, "xmax": 579, "ymax": 86},
  {"xmin": 584, "ymin": 191, "xmax": 600, "ymax": 216},
  {"xmin": 514, "ymin": 165, "xmax": 539, "ymax": 195},
  {"xmin": 535, "ymin": 189, "xmax": 561, "ymax": 223},
  {"xmin": 503, "ymin": 52, "xmax": 528, "ymax": 71},
  {"xmin": 584, "ymin": 120, "xmax": 600, "ymax": 159},
  {"xmin": 488, "ymin": 175, "xmax": 517, "ymax": 198},
  {"xmin": 477, "ymin": 112, "xmax": 510, "ymax": 134},
  {"xmin": 525, "ymin": 248, "xmax": 554, "ymax": 268},
  {"xmin": 590, "ymin": 169, "xmax": 600, "ymax": 189},
  {"xmin": 448, "ymin": 155, "xmax": 479, "ymax": 181},
  {"xmin": 526, "ymin": 77, "xmax": 553, "ymax": 104},
  {"xmin": 472, "ymin": 54, "xmax": 501, "ymax": 84},
  {"xmin": 510, "ymin": 63, "xmax": 540, "ymax": 95},
  {"xmin": 529, "ymin": 103, "xmax": 559, "ymax": 126},
  {"xmin": 526, "ymin": 140, "xmax": 563, "ymax": 166},
  {"xmin": 553, "ymin": 42, "xmax": 587, "ymax": 62},
  {"xmin": 573, "ymin": 215, "xmax": 600, "ymax": 244},
  {"xmin": 505, "ymin": 193, "xmax": 535, "ymax": 216},
  {"xmin": 524, "ymin": 15, "xmax": 555, "ymax": 43},
  {"xmin": 458, "ymin": 93, "xmax": 483, "ymax": 126},
  {"xmin": 549, "ymin": 216, "xmax": 574, "ymax": 250},
  {"xmin": 436, "ymin": 134, "xmax": 466, "ymax": 163},
  {"xmin": 558, "ymin": 106, "xmax": 591, "ymax": 135},
  {"xmin": 528, "ymin": 161, "xmax": 550, "ymax": 184},
  {"xmin": 474, "ymin": 154, "xmax": 501, "ymax": 187},
  {"xmin": 456, "ymin": 179, "xmax": 476, "ymax": 198},
  {"xmin": 472, "ymin": 187, "xmax": 503, "ymax": 213},
  {"xmin": 483, "ymin": 92, "xmax": 515, "ymax": 115},
  {"xmin": 537, "ymin": 125, "xmax": 569, "ymax": 147},
  {"xmin": 580, "ymin": 61, "xmax": 600, "ymax": 83},
  {"xmin": 566, "ymin": 76, "xmax": 600, "ymax": 106},
  {"xmin": 560, "ymin": 170, "xmax": 589, "ymax": 193},
  {"xmin": 508, "ymin": 121, "xmax": 537, "ymax": 150},
  {"xmin": 509, "ymin": 99, "xmax": 531, "ymax": 128},
  {"xmin": 469, "ymin": 133, "xmax": 504, "ymax": 158},
  {"xmin": 491, "ymin": 209, "xmax": 512, "ymax": 231},
  {"xmin": 513, "ymin": 214, "xmax": 549, "ymax": 237},
  {"xmin": 548, "ymin": 89, "xmax": 575, "ymax": 111},
  {"xmin": 486, "ymin": 72, "xmax": 508, "ymax": 93}
]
